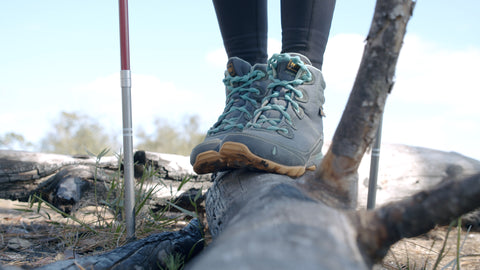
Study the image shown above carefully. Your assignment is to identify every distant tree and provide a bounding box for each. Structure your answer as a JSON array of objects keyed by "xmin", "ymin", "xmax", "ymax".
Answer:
[
  {"xmin": 40, "ymin": 111, "xmax": 116, "ymax": 155},
  {"xmin": 0, "ymin": 132, "xmax": 34, "ymax": 151},
  {"xmin": 182, "ymin": 115, "xmax": 208, "ymax": 154},
  {"xmin": 136, "ymin": 115, "xmax": 205, "ymax": 156}
]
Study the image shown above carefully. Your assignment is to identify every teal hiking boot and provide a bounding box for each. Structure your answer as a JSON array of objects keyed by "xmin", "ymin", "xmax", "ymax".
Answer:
[
  {"xmin": 190, "ymin": 57, "xmax": 269, "ymax": 174},
  {"xmin": 219, "ymin": 53, "xmax": 326, "ymax": 177}
]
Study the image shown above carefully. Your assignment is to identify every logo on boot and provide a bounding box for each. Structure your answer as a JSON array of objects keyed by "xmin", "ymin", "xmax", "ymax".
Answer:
[
  {"xmin": 227, "ymin": 62, "xmax": 236, "ymax": 76},
  {"xmin": 286, "ymin": 60, "xmax": 300, "ymax": 75}
]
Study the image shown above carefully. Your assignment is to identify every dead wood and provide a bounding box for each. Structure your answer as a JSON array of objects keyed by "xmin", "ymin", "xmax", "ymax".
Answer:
[
  {"xmin": 190, "ymin": 170, "xmax": 369, "ymax": 269},
  {"xmin": 383, "ymin": 173, "xmax": 480, "ymax": 236},
  {"xmin": 0, "ymin": 150, "xmax": 114, "ymax": 202},
  {"xmin": 187, "ymin": 0, "xmax": 478, "ymax": 269},
  {"xmin": 0, "ymin": 150, "xmax": 209, "ymax": 214},
  {"xmin": 301, "ymin": 0, "xmax": 416, "ymax": 210},
  {"xmin": 355, "ymin": 172, "xmax": 480, "ymax": 264}
]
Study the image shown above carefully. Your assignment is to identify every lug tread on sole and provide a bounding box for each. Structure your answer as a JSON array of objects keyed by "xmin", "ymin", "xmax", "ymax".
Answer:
[{"xmin": 193, "ymin": 150, "xmax": 226, "ymax": 174}]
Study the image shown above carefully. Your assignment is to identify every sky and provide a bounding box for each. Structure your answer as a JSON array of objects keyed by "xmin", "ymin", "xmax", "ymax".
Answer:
[{"xmin": 1, "ymin": 0, "xmax": 479, "ymax": 161}]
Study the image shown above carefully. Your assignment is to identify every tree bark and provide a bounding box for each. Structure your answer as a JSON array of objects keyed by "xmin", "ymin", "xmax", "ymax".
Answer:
[
  {"xmin": 355, "ymin": 173, "xmax": 480, "ymax": 263},
  {"xmin": 189, "ymin": 168, "xmax": 480, "ymax": 269},
  {"xmin": 303, "ymin": 0, "xmax": 416, "ymax": 209},
  {"xmin": 192, "ymin": 170, "xmax": 370, "ymax": 269},
  {"xmin": 0, "ymin": 150, "xmax": 210, "ymax": 213},
  {"xmin": 187, "ymin": 0, "xmax": 477, "ymax": 269}
]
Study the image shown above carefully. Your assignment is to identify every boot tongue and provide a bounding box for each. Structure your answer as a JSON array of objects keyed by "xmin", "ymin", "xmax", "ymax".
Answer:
[
  {"xmin": 275, "ymin": 53, "xmax": 312, "ymax": 81},
  {"xmin": 257, "ymin": 53, "xmax": 311, "ymax": 128},
  {"xmin": 224, "ymin": 57, "xmax": 252, "ymax": 98},
  {"xmin": 218, "ymin": 58, "xmax": 254, "ymax": 130},
  {"xmin": 226, "ymin": 57, "xmax": 252, "ymax": 77}
]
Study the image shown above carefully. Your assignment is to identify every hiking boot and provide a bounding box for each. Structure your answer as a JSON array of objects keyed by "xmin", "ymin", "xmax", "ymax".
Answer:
[
  {"xmin": 190, "ymin": 57, "xmax": 269, "ymax": 174},
  {"xmin": 219, "ymin": 53, "xmax": 326, "ymax": 177}
]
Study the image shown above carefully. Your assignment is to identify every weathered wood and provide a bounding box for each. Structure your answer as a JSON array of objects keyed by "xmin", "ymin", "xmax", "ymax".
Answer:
[
  {"xmin": 355, "ymin": 173, "xmax": 480, "ymax": 263},
  {"xmin": 33, "ymin": 218, "xmax": 203, "ymax": 270},
  {"xmin": 190, "ymin": 170, "xmax": 369, "ymax": 269},
  {"xmin": 187, "ymin": 0, "xmax": 478, "ymax": 269},
  {"xmin": 189, "ymin": 168, "xmax": 480, "ymax": 269},
  {"xmin": 0, "ymin": 150, "xmax": 211, "ymax": 214},
  {"xmin": 355, "ymin": 143, "xmax": 480, "ymax": 208},
  {"xmin": 0, "ymin": 151, "xmax": 115, "ymax": 201}
]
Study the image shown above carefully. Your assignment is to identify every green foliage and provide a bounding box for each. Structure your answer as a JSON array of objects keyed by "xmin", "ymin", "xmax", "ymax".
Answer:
[
  {"xmin": 431, "ymin": 221, "xmax": 456, "ymax": 269},
  {"xmin": 0, "ymin": 132, "xmax": 33, "ymax": 150},
  {"xmin": 160, "ymin": 253, "xmax": 185, "ymax": 270},
  {"xmin": 4, "ymin": 111, "xmax": 206, "ymax": 156},
  {"xmin": 136, "ymin": 115, "xmax": 205, "ymax": 156},
  {"xmin": 40, "ymin": 111, "xmax": 117, "ymax": 155},
  {"xmin": 29, "ymin": 194, "xmax": 97, "ymax": 234}
]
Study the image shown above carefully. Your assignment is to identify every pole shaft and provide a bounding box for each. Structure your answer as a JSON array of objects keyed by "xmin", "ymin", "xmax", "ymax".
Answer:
[
  {"xmin": 119, "ymin": 0, "xmax": 135, "ymax": 239},
  {"xmin": 367, "ymin": 115, "xmax": 383, "ymax": 209},
  {"xmin": 119, "ymin": 0, "xmax": 130, "ymax": 70},
  {"xmin": 121, "ymin": 71, "xmax": 135, "ymax": 239}
]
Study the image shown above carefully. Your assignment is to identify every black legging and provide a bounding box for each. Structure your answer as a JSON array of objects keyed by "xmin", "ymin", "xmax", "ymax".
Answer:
[{"xmin": 212, "ymin": 0, "xmax": 336, "ymax": 70}]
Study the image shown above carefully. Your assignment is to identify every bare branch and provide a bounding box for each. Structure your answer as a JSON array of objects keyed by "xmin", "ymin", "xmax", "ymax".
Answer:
[
  {"xmin": 302, "ymin": 0, "xmax": 416, "ymax": 208},
  {"xmin": 355, "ymin": 172, "xmax": 480, "ymax": 262}
]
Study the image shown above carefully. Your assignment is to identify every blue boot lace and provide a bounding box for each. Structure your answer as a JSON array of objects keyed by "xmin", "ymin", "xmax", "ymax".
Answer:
[
  {"xmin": 247, "ymin": 54, "xmax": 312, "ymax": 134},
  {"xmin": 208, "ymin": 69, "xmax": 266, "ymax": 135}
]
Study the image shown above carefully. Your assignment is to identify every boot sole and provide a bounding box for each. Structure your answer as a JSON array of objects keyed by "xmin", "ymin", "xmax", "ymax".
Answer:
[
  {"xmin": 220, "ymin": 142, "xmax": 316, "ymax": 178},
  {"xmin": 193, "ymin": 150, "xmax": 227, "ymax": 174}
]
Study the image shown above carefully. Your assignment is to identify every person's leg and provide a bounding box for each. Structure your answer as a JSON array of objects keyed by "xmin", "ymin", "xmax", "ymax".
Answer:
[
  {"xmin": 281, "ymin": 0, "xmax": 336, "ymax": 70},
  {"xmin": 212, "ymin": 0, "xmax": 268, "ymax": 65}
]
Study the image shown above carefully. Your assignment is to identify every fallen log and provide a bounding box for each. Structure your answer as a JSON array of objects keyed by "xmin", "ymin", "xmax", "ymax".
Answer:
[
  {"xmin": 187, "ymin": 0, "xmax": 480, "ymax": 269},
  {"xmin": 0, "ymin": 149, "xmax": 211, "ymax": 214},
  {"xmin": 190, "ymin": 169, "xmax": 480, "ymax": 269},
  {"xmin": 193, "ymin": 170, "xmax": 370, "ymax": 269}
]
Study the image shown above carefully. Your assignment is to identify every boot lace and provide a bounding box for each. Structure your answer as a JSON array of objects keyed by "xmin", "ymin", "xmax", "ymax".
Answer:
[
  {"xmin": 208, "ymin": 69, "xmax": 266, "ymax": 135},
  {"xmin": 247, "ymin": 54, "xmax": 312, "ymax": 134}
]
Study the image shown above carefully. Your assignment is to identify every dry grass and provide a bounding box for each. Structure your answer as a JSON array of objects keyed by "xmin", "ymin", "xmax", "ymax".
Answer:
[
  {"xmin": 380, "ymin": 226, "xmax": 480, "ymax": 269},
  {"xmin": 2, "ymin": 198, "xmax": 480, "ymax": 269},
  {"xmin": 1, "ymin": 149, "xmax": 208, "ymax": 269},
  {"xmin": 0, "ymin": 198, "xmax": 194, "ymax": 268}
]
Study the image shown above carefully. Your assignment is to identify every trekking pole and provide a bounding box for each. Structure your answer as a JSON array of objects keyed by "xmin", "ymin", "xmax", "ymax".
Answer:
[
  {"xmin": 367, "ymin": 114, "xmax": 383, "ymax": 209},
  {"xmin": 118, "ymin": 0, "xmax": 135, "ymax": 239}
]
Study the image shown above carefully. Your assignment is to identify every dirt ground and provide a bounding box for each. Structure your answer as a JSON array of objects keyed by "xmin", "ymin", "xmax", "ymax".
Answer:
[
  {"xmin": 1, "ymin": 198, "xmax": 479, "ymax": 269},
  {"xmin": 0, "ymin": 198, "xmax": 193, "ymax": 269},
  {"xmin": 381, "ymin": 227, "xmax": 480, "ymax": 269}
]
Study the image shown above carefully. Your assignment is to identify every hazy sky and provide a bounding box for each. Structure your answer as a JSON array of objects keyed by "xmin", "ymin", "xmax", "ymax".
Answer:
[{"xmin": 1, "ymin": 0, "xmax": 479, "ymax": 160}]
